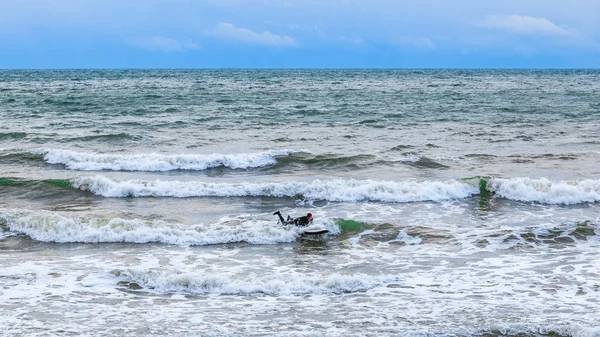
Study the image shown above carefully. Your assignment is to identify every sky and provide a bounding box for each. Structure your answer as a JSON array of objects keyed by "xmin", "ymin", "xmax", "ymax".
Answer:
[{"xmin": 0, "ymin": 0, "xmax": 599, "ymax": 68}]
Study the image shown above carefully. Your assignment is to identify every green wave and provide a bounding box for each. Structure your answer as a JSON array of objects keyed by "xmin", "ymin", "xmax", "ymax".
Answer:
[
  {"xmin": 0, "ymin": 177, "xmax": 28, "ymax": 187},
  {"xmin": 43, "ymin": 179, "xmax": 73, "ymax": 189},
  {"xmin": 459, "ymin": 176, "xmax": 490, "ymax": 195},
  {"xmin": 0, "ymin": 177, "xmax": 72, "ymax": 188},
  {"xmin": 334, "ymin": 219, "xmax": 374, "ymax": 234}
]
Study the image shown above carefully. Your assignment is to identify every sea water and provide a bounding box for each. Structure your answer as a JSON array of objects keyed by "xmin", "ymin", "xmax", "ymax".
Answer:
[{"xmin": 1, "ymin": 69, "xmax": 599, "ymax": 336}]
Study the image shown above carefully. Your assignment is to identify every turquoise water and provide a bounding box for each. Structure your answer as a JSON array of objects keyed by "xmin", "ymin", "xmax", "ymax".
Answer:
[{"xmin": 1, "ymin": 70, "xmax": 600, "ymax": 336}]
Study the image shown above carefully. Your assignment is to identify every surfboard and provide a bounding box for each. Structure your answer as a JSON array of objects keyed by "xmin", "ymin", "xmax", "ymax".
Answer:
[{"xmin": 302, "ymin": 225, "xmax": 329, "ymax": 235}]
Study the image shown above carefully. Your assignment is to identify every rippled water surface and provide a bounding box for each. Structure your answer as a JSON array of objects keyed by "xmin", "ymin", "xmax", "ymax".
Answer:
[{"xmin": 1, "ymin": 69, "xmax": 600, "ymax": 336}]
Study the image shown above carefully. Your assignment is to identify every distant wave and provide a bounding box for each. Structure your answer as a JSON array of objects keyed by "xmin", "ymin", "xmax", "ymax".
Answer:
[
  {"xmin": 38, "ymin": 148, "xmax": 303, "ymax": 171},
  {"xmin": 275, "ymin": 152, "xmax": 423, "ymax": 170},
  {"xmin": 0, "ymin": 132, "xmax": 27, "ymax": 141},
  {"xmin": 408, "ymin": 156, "xmax": 449, "ymax": 169},
  {"xmin": 0, "ymin": 212, "xmax": 339, "ymax": 245},
  {"xmin": 71, "ymin": 175, "xmax": 479, "ymax": 202},
  {"xmin": 0, "ymin": 150, "xmax": 45, "ymax": 165},
  {"xmin": 112, "ymin": 269, "xmax": 399, "ymax": 295},
  {"xmin": 3, "ymin": 148, "xmax": 448, "ymax": 172},
  {"xmin": 65, "ymin": 133, "xmax": 143, "ymax": 142}
]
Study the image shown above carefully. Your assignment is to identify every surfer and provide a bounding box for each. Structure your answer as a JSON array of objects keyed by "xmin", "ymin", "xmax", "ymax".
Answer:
[{"xmin": 273, "ymin": 211, "xmax": 313, "ymax": 226}]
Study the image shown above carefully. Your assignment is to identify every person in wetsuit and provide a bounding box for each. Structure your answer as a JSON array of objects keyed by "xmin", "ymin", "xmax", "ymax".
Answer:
[{"xmin": 273, "ymin": 211, "xmax": 313, "ymax": 226}]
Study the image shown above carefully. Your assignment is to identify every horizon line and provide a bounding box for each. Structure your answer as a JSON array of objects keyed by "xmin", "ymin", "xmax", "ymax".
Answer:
[{"xmin": 1, "ymin": 67, "xmax": 599, "ymax": 71}]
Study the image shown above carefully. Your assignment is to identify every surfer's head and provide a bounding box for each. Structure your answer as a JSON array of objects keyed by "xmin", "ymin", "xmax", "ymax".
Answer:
[{"xmin": 307, "ymin": 212, "xmax": 313, "ymax": 221}]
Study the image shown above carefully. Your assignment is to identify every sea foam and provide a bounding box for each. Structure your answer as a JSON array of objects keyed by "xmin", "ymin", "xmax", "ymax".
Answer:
[
  {"xmin": 72, "ymin": 175, "xmax": 479, "ymax": 202},
  {"xmin": 39, "ymin": 148, "xmax": 302, "ymax": 171},
  {"xmin": 113, "ymin": 269, "xmax": 400, "ymax": 295},
  {"xmin": 488, "ymin": 177, "xmax": 600, "ymax": 205},
  {"xmin": 1, "ymin": 212, "xmax": 338, "ymax": 245}
]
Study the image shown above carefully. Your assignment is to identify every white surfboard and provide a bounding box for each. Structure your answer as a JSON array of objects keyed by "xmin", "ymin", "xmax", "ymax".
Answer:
[{"xmin": 302, "ymin": 225, "xmax": 329, "ymax": 235}]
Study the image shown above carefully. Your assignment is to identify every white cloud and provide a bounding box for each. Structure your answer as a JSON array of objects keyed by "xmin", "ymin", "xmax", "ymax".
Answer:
[
  {"xmin": 133, "ymin": 36, "xmax": 200, "ymax": 53},
  {"xmin": 209, "ymin": 23, "xmax": 297, "ymax": 47},
  {"xmin": 482, "ymin": 15, "xmax": 575, "ymax": 37},
  {"xmin": 394, "ymin": 37, "xmax": 436, "ymax": 50}
]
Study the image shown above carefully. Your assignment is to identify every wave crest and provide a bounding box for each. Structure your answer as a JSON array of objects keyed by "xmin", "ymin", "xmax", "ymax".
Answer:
[
  {"xmin": 72, "ymin": 175, "xmax": 479, "ymax": 202},
  {"xmin": 488, "ymin": 177, "xmax": 600, "ymax": 205},
  {"xmin": 39, "ymin": 148, "xmax": 302, "ymax": 171},
  {"xmin": 1, "ymin": 212, "xmax": 329, "ymax": 245}
]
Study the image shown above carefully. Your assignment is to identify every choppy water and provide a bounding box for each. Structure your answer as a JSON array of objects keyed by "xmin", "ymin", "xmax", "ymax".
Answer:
[{"xmin": 1, "ymin": 69, "xmax": 600, "ymax": 337}]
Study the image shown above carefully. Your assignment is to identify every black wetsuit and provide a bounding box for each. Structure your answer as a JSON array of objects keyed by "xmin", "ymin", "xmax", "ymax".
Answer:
[
  {"xmin": 274, "ymin": 212, "xmax": 312, "ymax": 227},
  {"xmin": 292, "ymin": 215, "xmax": 311, "ymax": 227}
]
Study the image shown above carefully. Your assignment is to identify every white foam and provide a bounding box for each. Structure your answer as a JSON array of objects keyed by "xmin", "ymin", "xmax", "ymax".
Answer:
[
  {"xmin": 422, "ymin": 325, "xmax": 599, "ymax": 337},
  {"xmin": 395, "ymin": 229, "xmax": 422, "ymax": 245},
  {"xmin": 398, "ymin": 153, "xmax": 421, "ymax": 162},
  {"xmin": 112, "ymin": 269, "xmax": 400, "ymax": 295},
  {"xmin": 1, "ymin": 212, "xmax": 334, "ymax": 245},
  {"xmin": 38, "ymin": 148, "xmax": 302, "ymax": 171},
  {"xmin": 72, "ymin": 175, "xmax": 479, "ymax": 202},
  {"xmin": 488, "ymin": 177, "xmax": 600, "ymax": 205}
]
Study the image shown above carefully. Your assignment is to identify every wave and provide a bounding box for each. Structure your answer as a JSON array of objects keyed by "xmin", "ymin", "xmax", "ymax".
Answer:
[
  {"xmin": 265, "ymin": 152, "xmax": 428, "ymax": 171},
  {"xmin": 0, "ymin": 150, "xmax": 45, "ymax": 165},
  {"xmin": 352, "ymin": 221, "xmax": 599, "ymax": 250},
  {"xmin": 487, "ymin": 177, "xmax": 600, "ymax": 205},
  {"xmin": 0, "ymin": 212, "xmax": 340, "ymax": 245},
  {"xmin": 0, "ymin": 177, "xmax": 71, "ymax": 189},
  {"xmin": 3, "ymin": 209, "xmax": 597, "ymax": 254},
  {"xmin": 71, "ymin": 175, "xmax": 479, "ymax": 201},
  {"xmin": 112, "ymin": 269, "xmax": 399, "ymax": 295},
  {"xmin": 65, "ymin": 133, "xmax": 143, "ymax": 142},
  {"xmin": 275, "ymin": 152, "xmax": 380, "ymax": 170},
  {"xmin": 408, "ymin": 156, "xmax": 449, "ymax": 169},
  {"xmin": 37, "ymin": 148, "xmax": 303, "ymax": 171},
  {"xmin": 4, "ymin": 148, "xmax": 445, "ymax": 172},
  {"xmin": 3, "ymin": 173, "xmax": 599, "ymax": 205},
  {"xmin": 0, "ymin": 132, "xmax": 27, "ymax": 141}
]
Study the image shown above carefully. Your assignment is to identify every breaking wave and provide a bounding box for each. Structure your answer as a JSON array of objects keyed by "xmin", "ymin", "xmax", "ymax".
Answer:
[
  {"xmin": 38, "ymin": 148, "xmax": 303, "ymax": 171},
  {"xmin": 4, "ymin": 173, "xmax": 600, "ymax": 205},
  {"xmin": 72, "ymin": 175, "xmax": 479, "ymax": 202},
  {"xmin": 487, "ymin": 177, "xmax": 600, "ymax": 205},
  {"xmin": 0, "ymin": 212, "xmax": 339, "ymax": 245}
]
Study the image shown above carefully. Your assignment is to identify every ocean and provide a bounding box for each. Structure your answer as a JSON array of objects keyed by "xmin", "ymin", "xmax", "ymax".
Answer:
[{"xmin": 1, "ymin": 69, "xmax": 599, "ymax": 336}]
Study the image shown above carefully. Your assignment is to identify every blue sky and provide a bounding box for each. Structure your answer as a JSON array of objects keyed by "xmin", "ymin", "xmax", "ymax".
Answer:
[{"xmin": 0, "ymin": 0, "xmax": 599, "ymax": 68}]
